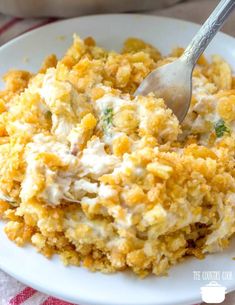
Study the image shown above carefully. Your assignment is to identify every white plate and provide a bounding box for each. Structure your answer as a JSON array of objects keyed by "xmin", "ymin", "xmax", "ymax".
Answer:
[{"xmin": 0, "ymin": 14, "xmax": 235, "ymax": 305}]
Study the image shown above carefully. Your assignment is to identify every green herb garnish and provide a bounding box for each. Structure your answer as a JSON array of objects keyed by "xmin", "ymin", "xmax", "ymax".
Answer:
[
  {"xmin": 102, "ymin": 107, "xmax": 113, "ymax": 132},
  {"xmin": 214, "ymin": 119, "xmax": 230, "ymax": 138}
]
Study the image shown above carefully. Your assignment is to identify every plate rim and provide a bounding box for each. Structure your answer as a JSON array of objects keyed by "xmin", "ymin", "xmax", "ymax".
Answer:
[
  {"xmin": 1, "ymin": 13, "xmax": 235, "ymax": 53},
  {"xmin": 0, "ymin": 13, "xmax": 235, "ymax": 305}
]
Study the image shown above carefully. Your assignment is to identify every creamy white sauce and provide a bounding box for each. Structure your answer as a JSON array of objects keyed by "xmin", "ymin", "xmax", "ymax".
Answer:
[
  {"xmin": 102, "ymin": 131, "xmax": 125, "ymax": 146},
  {"xmin": 39, "ymin": 68, "xmax": 92, "ymax": 141},
  {"xmin": 40, "ymin": 170, "xmax": 72, "ymax": 205},
  {"xmin": 73, "ymin": 179, "xmax": 98, "ymax": 194},
  {"xmin": 31, "ymin": 134, "xmax": 78, "ymax": 167},
  {"xmin": 80, "ymin": 197, "xmax": 98, "ymax": 206},
  {"xmin": 98, "ymin": 183, "xmax": 117, "ymax": 199},
  {"xmin": 51, "ymin": 114, "xmax": 75, "ymax": 142},
  {"xmin": 20, "ymin": 133, "xmax": 78, "ymax": 205},
  {"xmin": 109, "ymin": 205, "xmax": 133, "ymax": 228},
  {"xmin": 112, "ymin": 153, "xmax": 143, "ymax": 178},
  {"xmin": 67, "ymin": 125, "xmax": 83, "ymax": 153},
  {"xmin": 95, "ymin": 94, "xmax": 133, "ymax": 115},
  {"xmin": 40, "ymin": 68, "xmax": 72, "ymax": 110},
  {"xmin": 95, "ymin": 94, "xmax": 134, "ymax": 145},
  {"xmin": 10, "ymin": 121, "xmax": 35, "ymax": 134},
  {"xmin": 80, "ymin": 137, "xmax": 120, "ymax": 177}
]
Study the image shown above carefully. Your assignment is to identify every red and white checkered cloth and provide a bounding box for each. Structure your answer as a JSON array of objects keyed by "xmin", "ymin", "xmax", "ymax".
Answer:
[
  {"xmin": 0, "ymin": 269, "xmax": 74, "ymax": 305},
  {"xmin": 1, "ymin": 2, "xmax": 235, "ymax": 303},
  {"xmin": 0, "ymin": 15, "xmax": 58, "ymax": 46}
]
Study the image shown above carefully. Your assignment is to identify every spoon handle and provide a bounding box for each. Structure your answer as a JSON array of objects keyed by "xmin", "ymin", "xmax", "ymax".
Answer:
[{"xmin": 182, "ymin": 0, "xmax": 235, "ymax": 67}]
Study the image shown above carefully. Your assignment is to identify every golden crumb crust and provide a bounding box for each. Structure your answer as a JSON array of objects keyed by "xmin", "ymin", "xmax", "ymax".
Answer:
[{"xmin": 0, "ymin": 36, "xmax": 234, "ymax": 277}]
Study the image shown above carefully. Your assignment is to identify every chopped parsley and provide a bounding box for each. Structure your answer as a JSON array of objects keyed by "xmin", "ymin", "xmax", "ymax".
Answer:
[
  {"xmin": 214, "ymin": 119, "xmax": 230, "ymax": 138},
  {"xmin": 102, "ymin": 107, "xmax": 113, "ymax": 132}
]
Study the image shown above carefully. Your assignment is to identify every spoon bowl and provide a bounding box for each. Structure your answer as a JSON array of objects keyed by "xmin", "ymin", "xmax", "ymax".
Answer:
[
  {"xmin": 135, "ymin": 57, "xmax": 192, "ymax": 122},
  {"xmin": 135, "ymin": 0, "xmax": 235, "ymax": 122}
]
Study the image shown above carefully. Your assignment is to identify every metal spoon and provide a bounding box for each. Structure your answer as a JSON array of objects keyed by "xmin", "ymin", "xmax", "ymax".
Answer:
[{"xmin": 134, "ymin": 0, "xmax": 235, "ymax": 122}]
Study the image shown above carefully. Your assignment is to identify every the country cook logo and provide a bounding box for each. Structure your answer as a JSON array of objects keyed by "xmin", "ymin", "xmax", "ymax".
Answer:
[{"xmin": 193, "ymin": 270, "xmax": 233, "ymax": 303}]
